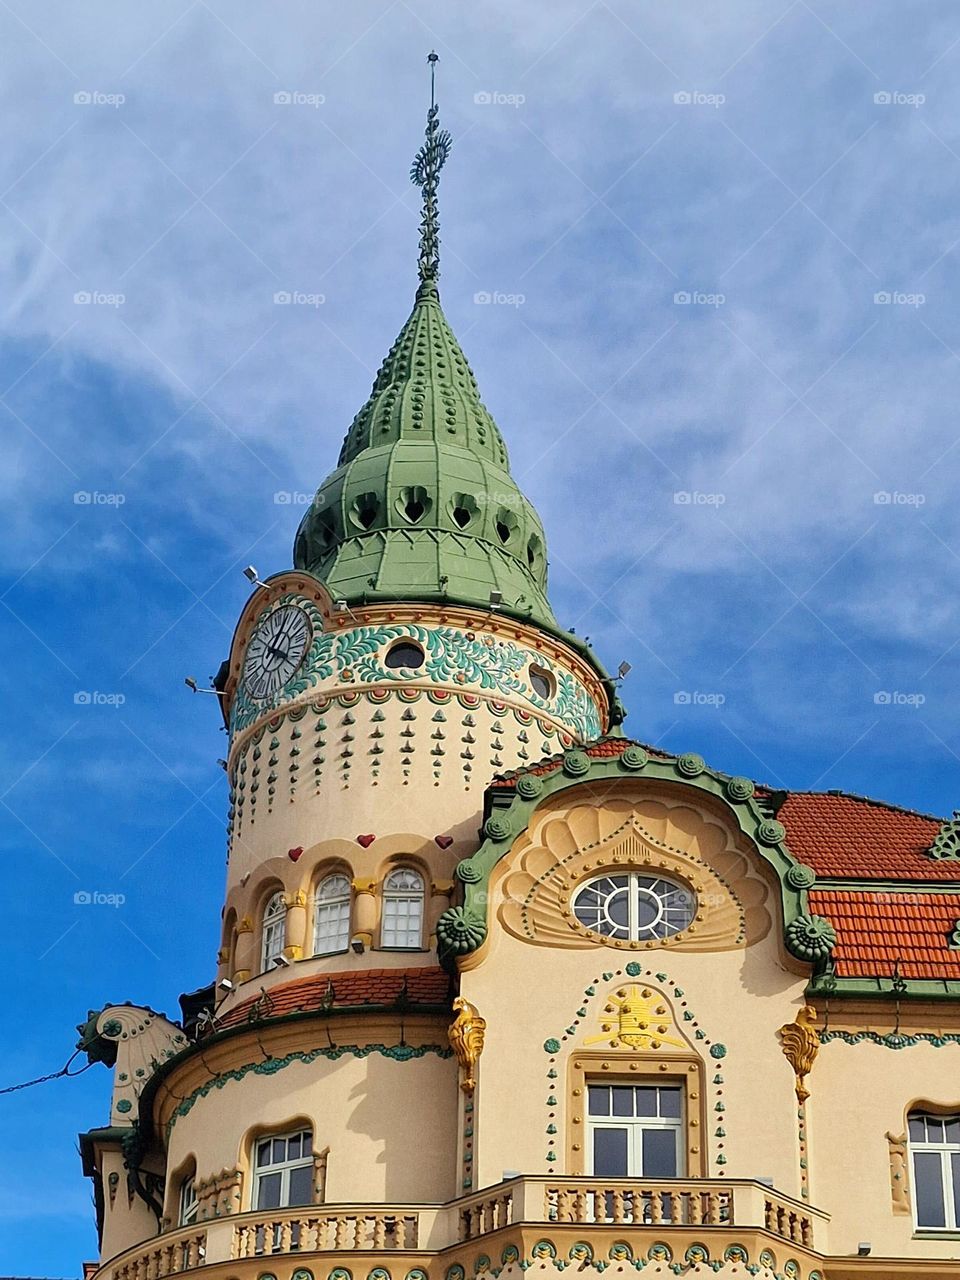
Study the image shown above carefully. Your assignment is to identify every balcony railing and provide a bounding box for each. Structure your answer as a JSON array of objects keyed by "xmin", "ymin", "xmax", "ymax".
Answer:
[{"xmin": 99, "ymin": 1176, "xmax": 827, "ymax": 1280}]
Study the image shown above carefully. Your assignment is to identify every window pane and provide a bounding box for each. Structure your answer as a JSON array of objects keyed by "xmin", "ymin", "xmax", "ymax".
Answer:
[
  {"xmin": 593, "ymin": 1127, "xmax": 628, "ymax": 1177},
  {"xmin": 947, "ymin": 1119, "xmax": 960, "ymax": 1145},
  {"xmin": 257, "ymin": 1140, "xmax": 271, "ymax": 1167},
  {"xmin": 272, "ymin": 1138, "xmax": 286, "ymax": 1163},
  {"xmin": 642, "ymin": 1128, "xmax": 678, "ymax": 1178},
  {"xmin": 287, "ymin": 1133, "xmax": 301, "ymax": 1159},
  {"xmin": 953, "ymin": 1152, "xmax": 960, "ymax": 1228},
  {"xmin": 929, "ymin": 1119, "xmax": 945, "ymax": 1143},
  {"xmin": 659, "ymin": 1087, "xmax": 682, "ymax": 1119},
  {"xmin": 612, "ymin": 1087, "xmax": 633, "ymax": 1116},
  {"xmin": 288, "ymin": 1163, "xmax": 313, "ymax": 1207},
  {"xmin": 914, "ymin": 1151, "xmax": 947, "ymax": 1227},
  {"xmin": 302, "ymin": 1131, "xmax": 312, "ymax": 1156},
  {"xmin": 588, "ymin": 1086, "xmax": 610, "ymax": 1116},
  {"xmin": 909, "ymin": 1115, "xmax": 926, "ymax": 1143},
  {"xmin": 256, "ymin": 1171, "xmax": 282, "ymax": 1210},
  {"xmin": 635, "ymin": 1087, "xmax": 657, "ymax": 1116}
]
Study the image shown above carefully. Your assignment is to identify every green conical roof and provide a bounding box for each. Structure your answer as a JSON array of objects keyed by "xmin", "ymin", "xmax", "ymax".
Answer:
[{"xmin": 293, "ymin": 278, "xmax": 558, "ymax": 630}]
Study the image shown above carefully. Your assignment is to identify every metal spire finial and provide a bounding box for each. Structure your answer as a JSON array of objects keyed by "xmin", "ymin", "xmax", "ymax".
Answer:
[{"xmin": 410, "ymin": 51, "xmax": 452, "ymax": 285}]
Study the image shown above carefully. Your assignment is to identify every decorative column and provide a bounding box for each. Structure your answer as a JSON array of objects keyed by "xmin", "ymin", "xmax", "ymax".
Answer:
[
  {"xmin": 284, "ymin": 889, "xmax": 308, "ymax": 959},
  {"xmin": 352, "ymin": 877, "xmax": 377, "ymax": 948},
  {"xmin": 233, "ymin": 915, "xmax": 254, "ymax": 983}
]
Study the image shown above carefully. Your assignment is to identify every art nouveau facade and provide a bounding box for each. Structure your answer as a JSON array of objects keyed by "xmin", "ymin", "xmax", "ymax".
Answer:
[{"xmin": 77, "ymin": 88, "xmax": 960, "ymax": 1280}]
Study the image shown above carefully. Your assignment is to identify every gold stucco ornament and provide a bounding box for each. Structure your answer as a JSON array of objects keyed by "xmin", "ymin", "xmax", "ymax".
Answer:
[
  {"xmin": 778, "ymin": 1004, "xmax": 820, "ymax": 1103},
  {"xmin": 448, "ymin": 996, "xmax": 486, "ymax": 1094},
  {"xmin": 585, "ymin": 985, "xmax": 684, "ymax": 1050}
]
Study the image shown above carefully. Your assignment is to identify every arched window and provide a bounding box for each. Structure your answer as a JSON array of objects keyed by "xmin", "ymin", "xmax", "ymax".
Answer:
[
  {"xmin": 572, "ymin": 874, "xmax": 695, "ymax": 942},
  {"xmin": 909, "ymin": 1111, "xmax": 960, "ymax": 1229},
  {"xmin": 261, "ymin": 891, "xmax": 287, "ymax": 971},
  {"xmin": 313, "ymin": 874, "xmax": 352, "ymax": 955},
  {"xmin": 253, "ymin": 1129, "xmax": 314, "ymax": 1210},
  {"xmin": 179, "ymin": 1173, "xmax": 198, "ymax": 1225},
  {"xmin": 381, "ymin": 868, "xmax": 425, "ymax": 949}
]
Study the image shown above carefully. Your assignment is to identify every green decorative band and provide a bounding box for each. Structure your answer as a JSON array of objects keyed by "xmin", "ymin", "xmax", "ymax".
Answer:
[
  {"xmin": 166, "ymin": 1042, "xmax": 452, "ymax": 1136},
  {"xmin": 619, "ymin": 745, "xmax": 648, "ymax": 771},
  {"xmin": 232, "ymin": 608, "xmax": 601, "ymax": 741},
  {"xmin": 785, "ymin": 913, "xmax": 836, "ymax": 962},
  {"xmin": 456, "ymin": 859, "xmax": 484, "ymax": 884},
  {"xmin": 786, "ymin": 862, "xmax": 817, "ymax": 889},
  {"xmin": 725, "ymin": 775, "xmax": 754, "ymax": 801},
  {"xmin": 757, "ymin": 819, "xmax": 786, "ymax": 845},
  {"xmin": 676, "ymin": 752, "xmax": 705, "ymax": 778},
  {"xmin": 562, "ymin": 749, "xmax": 591, "ymax": 777},
  {"xmin": 437, "ymin": 906, "xmax": 487, "ymax": 959},
  {"xmin": 821, "ymin": 1030, "xmax": 960, "ymax": 1049},
  {"xmin": 516, "ymin": 773, "xmax": 543, "ymax": 798}
]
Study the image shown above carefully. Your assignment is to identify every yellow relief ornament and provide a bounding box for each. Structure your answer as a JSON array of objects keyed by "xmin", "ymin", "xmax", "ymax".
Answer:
[
  {"xmin": 778, "ymin": 1004, "xmax": 820, "ymax": 1103},
  {"xmin": 448, "ymin": 996, "xmax": 486, "ymax": 1093},
  {"xmin": 585, "ymin": 986, "xmax": 685, "ymax": 1050}
]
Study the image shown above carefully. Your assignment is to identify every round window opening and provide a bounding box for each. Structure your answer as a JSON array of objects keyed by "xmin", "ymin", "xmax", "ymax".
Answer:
[
  {"xmin": 529, "ymin": 663, "xmax": 555, "ymax": 700},
  {"xmin": 572, "ymin": 873, "xmax": 696, "ymax": 941},
  {"xmin": 385, "ymin": 641, "xmax": 425, "ymax": 670}
]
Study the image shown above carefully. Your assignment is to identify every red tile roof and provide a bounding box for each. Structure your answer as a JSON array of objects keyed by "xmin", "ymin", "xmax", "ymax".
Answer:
[
  {"xmin": 809, "ymin": 889, "xmax": 960, "ymax": 980},
  {"xmin": 776, "ymin": 791, "xmax": 950, "ymax": 881},
  {"xmin": 217, "ymin": 967, "xmax": 451, "ymax": 1030}
]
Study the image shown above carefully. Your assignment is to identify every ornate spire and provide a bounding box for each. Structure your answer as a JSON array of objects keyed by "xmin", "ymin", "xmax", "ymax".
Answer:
[{"xmin": 410, "ymin": 51, "xmax": 452, "ymax": 285}]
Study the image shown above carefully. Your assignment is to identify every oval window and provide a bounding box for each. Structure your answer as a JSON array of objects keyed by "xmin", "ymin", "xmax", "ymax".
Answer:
[
  {"xmin": 572, "ymin": 874, "xmax": 696, "ymax": 941},
  {"xmin": 385, "ymin": 641, "xmax": 425, "ymax": 670},
  {"xmin": 529, "ymin": 664, "xmax": 555, "ymax": 699}
]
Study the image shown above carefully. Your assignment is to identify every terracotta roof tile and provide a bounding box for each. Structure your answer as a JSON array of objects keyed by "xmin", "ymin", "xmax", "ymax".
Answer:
[
  {"xmin": 809, "ymin": 889, "xmax": 960, "ymax": 980},
  {"xmin": 778, "ymin": 792, "xmax": 951, "ymax": 881},
  {"xmin": 218, "ymin": 967, "xmax": 451, "ymax": 1030}
]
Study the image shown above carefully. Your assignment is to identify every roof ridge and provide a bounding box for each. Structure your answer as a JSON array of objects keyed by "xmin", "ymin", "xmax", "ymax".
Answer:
[{"xmin": 783, "ymin": 789, "xmax": 943, "ymax": 824}]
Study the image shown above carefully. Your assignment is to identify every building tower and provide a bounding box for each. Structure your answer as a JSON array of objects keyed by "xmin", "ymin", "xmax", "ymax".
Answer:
[{"xmin": 77, "ymin": 59, "xmax": 960, "ymax": 1280}]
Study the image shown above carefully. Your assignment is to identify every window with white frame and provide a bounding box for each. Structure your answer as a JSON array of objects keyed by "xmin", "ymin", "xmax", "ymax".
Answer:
[
  {"xmin": 381, "ymin": 868, "xmax": 424, "ymax": 949},
  {"xmin": 909, "ymin": 1112, "xmax": 960, "ymax": 1229},
  {"xmin": 573, "ymin": 874, "xmax": 695, "ymax": 942},
  {"xmin": 314, "ymin": 874, "xmax": 352, "ymax": 955},
  {"xmin": 260, "ymin": 891, "xmax": 287, "ymax": 971},
  {"xmin": 179, "ymin": 1174, "xmax": 198, "ymax": 1225},
  {"xmin": 587, "ymin": 1083, "xmax": 684, "ymax": 1178},
  {"xmin": 253, "ymin": 1130, "xmax": 314, "ymax": 1210}
]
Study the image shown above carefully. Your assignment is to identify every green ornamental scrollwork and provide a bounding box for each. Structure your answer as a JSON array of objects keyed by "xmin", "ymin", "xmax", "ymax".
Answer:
[
  {"xmin": 516, "ymin": 773, "xmax": 543, "ymax": 798},
  {"xmin": 437, "ymin": 905, "xmax": 487, "ymax": 959},
  {"xmin": 786, "ymin": 863, "xmax": 817, "ymax": 889},
  {"xmin": 456, "ymin": 859, "xmax": 484, "ymax": 884},
  {"xmin": 233, "ymin": 616, "xmax": 602, "ymax": 740},
  {"xmin": 619, "ymin": 745, "xmax": 647, "ymax": 771},
  {"xmin": 757, "ymin": 819, "xmax": 787, "ymax": 846},
  {"xmin": 785, "ymin": 914, "xmax": 836, "ymax": 963},
  {"xmin": 563, "ymin": 749, "xmax": 590, "ymax": 777},
  {"xmin": 484, "ymin": 815, "xmax": 512, "ymax": 841},
  {"xmin": 676, "ymin": 752, "xmax": 705, "ymax": 778},
  {"xmin": 725, "ymin": 775, "xmax": 754, "ymax": 801}
]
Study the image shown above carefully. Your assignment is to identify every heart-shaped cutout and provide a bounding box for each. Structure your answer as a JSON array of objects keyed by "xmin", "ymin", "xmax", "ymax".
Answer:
[
  {"xmin": 434, "ymin": 834, "xmax": 454, "ymax": 849},
  {"xmin": 356, "ymin": 833, "xmax": 376, "ymax": 848},
  {"xmin": 287, "ymin": 846, "xmax": 304, "ymax": 862}
]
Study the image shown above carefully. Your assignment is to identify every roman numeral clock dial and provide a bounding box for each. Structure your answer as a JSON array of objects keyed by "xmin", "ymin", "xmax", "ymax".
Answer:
[{"xmin": 242, "ymin": 605, "xmax": 312, "ymax": 702}]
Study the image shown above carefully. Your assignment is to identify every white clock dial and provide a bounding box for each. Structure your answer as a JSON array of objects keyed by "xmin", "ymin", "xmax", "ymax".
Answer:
[{"xmin": 243, "ymin": 605, "xmax": 312, "ymax": 701}]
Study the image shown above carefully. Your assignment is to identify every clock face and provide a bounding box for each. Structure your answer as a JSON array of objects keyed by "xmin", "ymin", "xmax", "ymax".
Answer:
[{"xmin": 243, "ymin": 605, "xmax": 312, "ymax": 701}]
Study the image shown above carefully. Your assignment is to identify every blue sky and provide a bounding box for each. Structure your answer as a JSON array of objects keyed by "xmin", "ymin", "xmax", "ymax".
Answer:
[{"xmin": 4, "ymin": 1, "xmax": 960, "ymax": 1271}]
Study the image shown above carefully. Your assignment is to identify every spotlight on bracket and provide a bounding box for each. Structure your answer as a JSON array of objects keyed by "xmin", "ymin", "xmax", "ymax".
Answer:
[
  {"xmin": 616, "ymin": 661, "xmax": 632, "ymax": 680},
  {"xmin": 185, "ymin": 676, "xmax": 220, "ymax": 696},
  {"xmin": 489, "ymin": 590, "xmax": 503, "ymax": 609},
  {"xmin": 218, "ymin": 978, "xmax": 235, "ymax": 992},
  {"xmin": 273, "ymin": 954, "xmax": 292, "ymax": 968},
  {"xmin": 350, "ymin": 934, "xmax": 366, "ymax": 955},
  {"xmin": 243, "ymin": 565, "xmax": 269, "ymax": 589},
  {"xmin": 857, "ymin": 1244, "xmax": 872, "ymax": 1257}
]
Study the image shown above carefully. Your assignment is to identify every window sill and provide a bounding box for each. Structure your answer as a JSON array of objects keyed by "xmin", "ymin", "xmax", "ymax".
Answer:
[{"xmin": 914, "ymin": 1230, "xmax": 960, "ymax": 1239}]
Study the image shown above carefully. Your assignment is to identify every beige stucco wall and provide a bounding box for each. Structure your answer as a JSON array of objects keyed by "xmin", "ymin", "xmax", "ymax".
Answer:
[{"xmin": 163, "ymin": 1035, "xmax": 459, "ymax": 1210}]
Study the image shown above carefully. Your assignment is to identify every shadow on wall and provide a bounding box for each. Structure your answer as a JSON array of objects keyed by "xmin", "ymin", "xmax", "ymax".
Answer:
[{"xmin": 342, "ymin": 1049, "xmax": 460, "ymax": 1202}]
